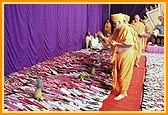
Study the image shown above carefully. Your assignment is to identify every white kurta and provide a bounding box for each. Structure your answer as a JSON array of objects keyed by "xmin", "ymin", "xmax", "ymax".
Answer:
[
  {"xmin": 90, "ymin": 37, "xmax": 99, "ymax": 49},
  {"xmin": 85, "ymin": 35, "xmax": 93, "ymax": 48}
]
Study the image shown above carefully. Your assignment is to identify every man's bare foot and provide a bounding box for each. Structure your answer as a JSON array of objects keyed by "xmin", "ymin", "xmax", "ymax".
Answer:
[
  {"xmin": 135, "ymin": 63, "xmax": 140, "ymax": 67},
  {"xmin": 114, "ymin": 92, "xmax": 127, "ymax": 100}
]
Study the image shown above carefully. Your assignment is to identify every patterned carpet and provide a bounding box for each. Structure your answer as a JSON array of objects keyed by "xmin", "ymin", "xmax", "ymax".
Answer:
[
  {"xmin": 141, "ymin": 52, "xmax": 164, "ymax": 111},
  {"xmin": 3, "ymin": 49, "xmax": 164, "ymax": 111},
  {"xmin": 4, "ymin": 48, "xmax": 113, "ymax": 111}
]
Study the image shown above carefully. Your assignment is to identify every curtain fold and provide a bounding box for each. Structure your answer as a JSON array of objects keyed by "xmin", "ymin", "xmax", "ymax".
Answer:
[{"xmin": 4, "ymin": 4, "xmax": 109, "ymax": 75}]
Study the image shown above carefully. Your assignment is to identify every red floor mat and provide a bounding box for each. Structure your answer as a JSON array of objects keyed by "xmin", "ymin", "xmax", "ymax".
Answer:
[{"xmin": 99, "ymin": 56, "xmax": 146, "ymax": 111}]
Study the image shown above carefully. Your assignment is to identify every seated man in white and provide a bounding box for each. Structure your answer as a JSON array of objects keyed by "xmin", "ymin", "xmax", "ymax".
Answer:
[
  {"xmin": 85, "ymin": 31, "xmax": 93, "ymax": 48},
  {"xmin": 90, "ymin": 33, "xmax": 101, "ymax": 49}
]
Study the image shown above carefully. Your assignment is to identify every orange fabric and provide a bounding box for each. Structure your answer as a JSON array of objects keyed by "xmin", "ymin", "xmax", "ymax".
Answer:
[
  {"xmin": 110, "ymin": 24, "xmax": 135, "ymax": 94},
  {"xmin": 128, "ymin": 24, "xmax": 139, "ymax": 62},
  {"xmin": 142, "ymin": 25, "xmax": 150, "ymax": 50},
  {"xmin": 128, "ymin": 24, "xmax": 138, "ymax": 50},
  {"xmin": 116, "ymin": 50, "xmax": 134, "ymax": 94},
  {"xmin": 132, "ymin": 22, "xmax": 145, "ymax": 63},
  {"xmin": 111, "ymin": 13, "xmax": 125, "ymax": 23},
  {"xmin": 114, "ymin": 24, "xmax": 134, "ymax": 45},
  {"xmin": 104, "ymin": 22, "xmax": 111, "ymax": 33},
  {"xmin": 110, "ymin": 28, "xmax": 119, "ymax": 63},
  {"xmin": 162, "ymin": 10, "xmax": 164, "ymax": 16},
  {"xmin": 143, "ymin": 37, "xmax": 148, "ymax": 50},
  {"xmin": 124, "ymin": 14, "xmax": 130, "ymax": 22},
  {"xmin": 133, "ymin": 22, "xmax": 145, "ymax": 35}
]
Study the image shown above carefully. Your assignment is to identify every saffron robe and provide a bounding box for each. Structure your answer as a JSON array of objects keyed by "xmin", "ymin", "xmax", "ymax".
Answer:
[
  {"xmin": 110, "ymin": 24, "xmax": 135, "ymax": 94},
  {"xmin": 132, "ymin": 21, "xmax": 145, "ymax": 63},
  {"xmin": 104, "ymin": 22, "xmax": 112, "ymax": 33}
]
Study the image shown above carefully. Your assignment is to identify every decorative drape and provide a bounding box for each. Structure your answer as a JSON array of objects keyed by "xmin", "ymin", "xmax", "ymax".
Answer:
[{"xmin": 4, "ymin": 4, "xmax": 109, "ymax": 75}]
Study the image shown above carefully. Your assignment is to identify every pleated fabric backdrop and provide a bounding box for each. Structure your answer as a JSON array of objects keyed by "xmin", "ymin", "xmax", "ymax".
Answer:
[
  {"xmin": 4, "ymin": 4, "xmax": 109, "ymax": 75},
  {"xmin": 4, "ymin": 4, "xmax": 152, "ymax": 75}
]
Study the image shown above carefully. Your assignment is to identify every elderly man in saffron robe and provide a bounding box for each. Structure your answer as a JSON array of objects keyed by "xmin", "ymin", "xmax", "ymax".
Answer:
[{"xmin": 110, "ymin": 13, "xmax": 135, "ymax": 100}]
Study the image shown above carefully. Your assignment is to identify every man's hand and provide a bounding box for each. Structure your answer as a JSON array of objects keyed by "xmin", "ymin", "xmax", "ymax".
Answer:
[
  {"xmin": 109, "ymin": 59, "xmax": 115, "ymax": 64},
  {"xmin": 111, "ymin": 41, "xmax": 117, "ymax": 46}
]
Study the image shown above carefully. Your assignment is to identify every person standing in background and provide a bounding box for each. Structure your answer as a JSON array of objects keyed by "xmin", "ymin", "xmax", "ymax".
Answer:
[
  {"xmin": 124, "ymin": 14, "xmax": 139, "ymax": 66},
  {"xmin": 141, "ymin": 19, "xmax": 151, "ymax": 51},
  {"xmin": 104, "ymin": 19, "xmax": 112, "ymax": 36},
  {"xmin": 132, "ymin": 14, "xmax": 145, "ymax": 67}
]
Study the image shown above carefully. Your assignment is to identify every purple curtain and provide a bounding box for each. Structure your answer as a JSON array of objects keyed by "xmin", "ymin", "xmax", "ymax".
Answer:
[{"xmin": 4, "ymin": 4, "xmax": 109, "ymax": 75}]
